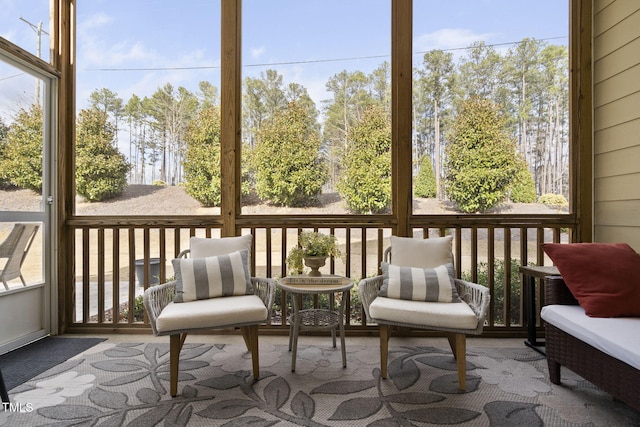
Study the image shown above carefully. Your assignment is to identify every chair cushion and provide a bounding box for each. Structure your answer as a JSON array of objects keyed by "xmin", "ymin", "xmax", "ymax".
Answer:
[
  {"xmin": 542, "ymin": 242, "xmax": 640, "ymax": 317},
  {"xmin": 172, "ymin": 250, "xmax": 252, "ymax": 302},
  {"xmin": 156, "ymin": 294, "xmax": 268, "ymax": 333},
  {"xmin": 369, "ymin": 296, "xmax": 478, "ymax": 330},
  {"xmin": 379, "ymin": 262, "xmax": 460, "ymax": 302},
  {"xmin": 390, "ymin": 235, "xmax": 453, "ymax": 268},
  {"xmin": 190, "ymin": 234, "xmax": 253, "ymax": 266}
]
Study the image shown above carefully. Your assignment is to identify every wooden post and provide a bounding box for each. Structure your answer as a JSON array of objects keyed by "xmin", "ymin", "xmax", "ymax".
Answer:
[{"xmin": 221, "ymin": 0, "xmax": 242, "ymax": 237}]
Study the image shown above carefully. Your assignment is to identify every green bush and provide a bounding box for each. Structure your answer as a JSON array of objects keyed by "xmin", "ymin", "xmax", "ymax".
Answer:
[
  {"xmin": 509, "ymin": 156, "xmax": 537, "ymax": 203},
  {"xmin": 183, "ymin": 105, "xmax": 222, "ymax": 207},
  {"xmin": 253, "ymin": 101, "xmax": 327, "ymax": 207},
  {"xmin": 462, "ymin": 258, "xmax": 524, "ymax": 326},
  {"xmin": 0, "ymin": 104, "xmax": 43, "ymax": 193},
  {"xmin": 123, "ymin": 295, "xmax": 145, "ymax": 322},
  {"xmin": 152, "ymin": 180, "xmax": 167, "ymax": 186},
  {"xmin": 538, "ymin": 193, "xmax": 568, "ymax": 207},
  {"xmin": 414, "ymin": 155, "xmax": 437, "ymax": 198},
  {"xmin": 444, "ymin": 98, "xmax": 519, "ymax": 213},
  {"xmin": 76, "ymin": 109, "xmax": 130, "ymax": 202},
  {"xmin": 338, "ymin": 105, "xmax": 391, "ymax": 214}
]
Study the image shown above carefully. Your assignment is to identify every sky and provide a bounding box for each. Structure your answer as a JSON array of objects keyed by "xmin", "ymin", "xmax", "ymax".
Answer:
[{"xmin": 0, "ymin": 0, "xmax": 568, "ymax": 124}]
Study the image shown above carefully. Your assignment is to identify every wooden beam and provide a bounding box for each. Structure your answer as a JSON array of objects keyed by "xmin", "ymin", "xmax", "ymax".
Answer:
[
  {"xmin": 221, "ymin": 0, "xmax": 242, "ymax": 237},
  {"xmin": 57, "ymin": 0, "xmax": 76, "ymax": 332},
  {"xmin": 570, "ymin": 0, "xmax": 593, "ymax": 242},
  {"xmin": 392, "ymin": 0, "xmax": 412, "ymax": 237}
]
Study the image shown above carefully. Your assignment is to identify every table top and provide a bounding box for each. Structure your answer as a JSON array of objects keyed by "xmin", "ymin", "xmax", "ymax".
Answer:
[
  {"xmin": 519, "ymin": 265, "xmax": 560, "ymax": 278},
  {"xmin": 278, "ymin": 275, "xmax": 354, "ymax": 294}
]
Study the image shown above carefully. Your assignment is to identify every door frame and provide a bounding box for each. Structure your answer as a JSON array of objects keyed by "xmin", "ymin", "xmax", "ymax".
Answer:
[{"xmin": 0, "ymin": 47, "xmax": 58, "ymax": 354}]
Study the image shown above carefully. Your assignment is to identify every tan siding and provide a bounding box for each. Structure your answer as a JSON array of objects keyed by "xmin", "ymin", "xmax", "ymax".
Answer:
[
  {"xmin": 595, "ymin": 200, "xmax": 640, "ymax": 226},
  {"xmin": 595, "ymin": 145, "xmax": 640, "ymax": 178},
  {"xmin": 594, "ymin": 225, "xmax": 640, "ymax": 250},
  {"xmin": 594, "ymin": 173, "xmax": 640, "ymax": 201},
  {"xmin": 593, "ymin": 8, "xmax": 640, "ymax": 59},
  {"xmin": 594, "ymin": 0, "xmax": 615, "ymax": 15},
  {"xmin": 593, "ymin": 1, "xmax": 640, "ymax": 244},
  {"xmin": 594, "ymin": 36, "xmax": 640, "ymax": 81},
  {"xmin": 594, "ymin": 118, "xmax": 640, "ymax": 154},
  {"xmin": 594, "ymin": 0, "xmax": 640, "ymax": 35},
  {"xmin": 594, "ymin": 63, "xmax": 640, "ymax": 107},
  {"xmin": 594, "ymin": 90, "xmax": 640, "ymax": 130}
]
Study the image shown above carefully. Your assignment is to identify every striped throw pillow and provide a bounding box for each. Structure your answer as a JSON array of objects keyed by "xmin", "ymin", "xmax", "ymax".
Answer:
[
  {"xmin": 379, "ymin": 262, "xmax": 460, "ymax": 302},
  {"xmin": 172, "ymin": 250, "xmax": 253, "ymax": 302}
]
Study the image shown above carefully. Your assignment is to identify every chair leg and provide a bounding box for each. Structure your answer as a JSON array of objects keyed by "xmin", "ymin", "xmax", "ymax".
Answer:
[
  {"xmin": 380, "ymin": 325, "xmax": 390, "ymax": 379},
  {"xmin": 453, "ymin": 333, "xmax": 466, "ymax": 391},
  {"xmin": 241, "ymin": 325, "xmax": 260, "ymax": 379},
  {"xmin": 169, "ymin": 333, "xmax": 186, "ymax": 397}
]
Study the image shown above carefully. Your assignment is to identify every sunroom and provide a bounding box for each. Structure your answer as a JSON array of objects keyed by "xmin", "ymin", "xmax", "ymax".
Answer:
[{"xmin": 1, "ymin": 0, "xmax": 639, "ymax": 424}]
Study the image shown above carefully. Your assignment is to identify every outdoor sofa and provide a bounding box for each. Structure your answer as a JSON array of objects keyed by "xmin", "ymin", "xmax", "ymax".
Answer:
[{"xmin": 541, "ymin": 275, "xmax": 640, "ymax": 413}]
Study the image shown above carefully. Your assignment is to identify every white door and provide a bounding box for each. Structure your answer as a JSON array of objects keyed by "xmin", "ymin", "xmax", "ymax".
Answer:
[{"xmin": 0, "ymin": 52, "xmax": 57, "ymax": 354}]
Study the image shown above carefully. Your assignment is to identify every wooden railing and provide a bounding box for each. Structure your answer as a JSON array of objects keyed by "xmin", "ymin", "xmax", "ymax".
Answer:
[{"xmin": 65, "ymin": 214, "xmax": 573, "ymax": 337}]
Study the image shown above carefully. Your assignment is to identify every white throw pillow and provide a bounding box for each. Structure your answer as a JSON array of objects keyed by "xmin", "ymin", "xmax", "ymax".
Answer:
[
  {"xmin": 173, "ymin": 250, "xmax": 253, "ymax": 302},
  {"xmin": 190, "ymin": 234, "xmax": 253, "ymax": 267},
  {"xmin": 389, "ymin": 235, "xmax": 453, "ymax": 268},
  {"xmin": 379, "ymin": 262, "xmax": 460, "ymax": 302}
]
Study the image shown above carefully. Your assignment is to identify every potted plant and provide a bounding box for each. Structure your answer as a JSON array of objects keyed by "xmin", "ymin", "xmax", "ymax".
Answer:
[{"xmin": 286, "ymin": 231, "xmax": 342, "ymax": 276}]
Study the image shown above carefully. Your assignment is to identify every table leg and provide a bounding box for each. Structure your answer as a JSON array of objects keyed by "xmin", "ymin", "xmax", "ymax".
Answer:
[
  {"xmin": 291, "ymin": 294, "xmax": 300, "ymax": 372},
  {"xmin": 330, "ymin": 293, "xmax": 336, "ymax": 348},
  {"xmin": 340, "ymin": 291, "xmax": 347, "ymax": 368},
  {"xmin": 0, "ymin": 367, "xmax": 9, "ymax": 404},
  {"xmin": 524, "ymin": 275, "xmax": 545, "ymax": 355}
]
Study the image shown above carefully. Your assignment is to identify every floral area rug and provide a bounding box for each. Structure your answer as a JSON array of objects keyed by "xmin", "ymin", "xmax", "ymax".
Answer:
[{"xmin": 2, "ymin": 341, "xmax": 639, "ymax": 426}]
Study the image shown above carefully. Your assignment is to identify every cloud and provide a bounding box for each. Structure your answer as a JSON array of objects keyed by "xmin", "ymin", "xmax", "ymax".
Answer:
[
  {"xmin": 250, "ymin": 46, "xmax": 266, "ymax": 61},
  {"xmin": 414, "ymin": 28, "xmax": 496, "ymax": 53}
]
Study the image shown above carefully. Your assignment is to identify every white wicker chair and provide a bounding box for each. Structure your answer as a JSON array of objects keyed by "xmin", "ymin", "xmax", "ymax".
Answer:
[
  {"xmin": 359, "ymin": 247, "xmax": 490, "ymax": 390},
  {"xmin": 143, "ymin": 247, "xmax": 275, "ymax": 397},
  {"xmin": 0, "ymin": 223, "xmax": 39, "ymax": 290}
]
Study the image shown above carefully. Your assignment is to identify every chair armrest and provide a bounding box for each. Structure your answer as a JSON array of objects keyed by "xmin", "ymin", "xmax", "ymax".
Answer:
[
  {"xmin": 251, "ymin": 277, "xmax": 276, "ymax": 325},
  {"xmin": 544, "ymin": 275, "xmax": 577, "ymax": 306},
  {"xmin": 455, "ymin": 279, "xmax": 491, "ymax": 334},
  {"xmin": 358, "ymin": 275, "xmax": 384, "ymax": 323},
  {"xmin": 143, "ymin": 281, "xmax": 177, "ymax": 336}
]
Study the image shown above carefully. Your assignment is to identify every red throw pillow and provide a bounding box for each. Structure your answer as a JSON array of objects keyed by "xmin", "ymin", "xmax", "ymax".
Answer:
[{"xmin": 542, "ymin": 242, "xmax": 640, "ymax": 317}]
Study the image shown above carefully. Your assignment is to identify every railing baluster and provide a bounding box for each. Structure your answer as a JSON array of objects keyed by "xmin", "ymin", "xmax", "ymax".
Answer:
[{"xmin": 66, "ymin": 220, "xmax": 571, "ymax": 335}]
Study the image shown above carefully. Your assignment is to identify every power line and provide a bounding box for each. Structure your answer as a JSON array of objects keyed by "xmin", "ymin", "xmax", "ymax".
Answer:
[{"xmin": 85, "ymin": 36, "xmax": 567, "ymax": 72}]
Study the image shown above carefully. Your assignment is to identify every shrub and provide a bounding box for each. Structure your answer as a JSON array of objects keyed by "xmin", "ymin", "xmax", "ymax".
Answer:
[
  {"xmin": 414, "ymin": 155, "xmax": 437, "ymax": 198},
  {"xmin": 462, "ymin": 258, "xmax": 524, "ymax": 326},
  {"xmin": 253, "ymin": 101, "xmax": 327, "ymax": 207},
  {"xmin": 76, "ymin": 109, "xmax": 130, "ymax": 202},
  {"xmin": 152, "ymin": 180, "xmax": 167, "ymax": 186},
  {"xmin": 509, "ymin": 156, "xmax": 537, "ymax": 203},
  {"xmin": 338, "ymin": 105, "xmax": 391, "ymax": 213},
  {"xmin": 444, "ymin": 98, "xmax": 519, "ymax": 213},
  {"xmin": 538, "ymin": 193, "xmax": 568, "ymax": 207},
  {"xmin": 183, "ymin": 105, "xmax": 222, "ymax": 206},
  {"xmin": 0, "ymin": 104, "xmax": 43, "ymax": 192}
]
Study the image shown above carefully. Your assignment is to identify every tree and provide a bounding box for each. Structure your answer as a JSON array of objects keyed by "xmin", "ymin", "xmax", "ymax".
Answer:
[
  {"xmin": 509, "ymin": 155, "xmax": 537, "ymax": 203},
  {"xmin": 0, "ymin": 104, "xmax": 43, "ymax": 192},
  {"xmin": 0, "ymin": 117, "xmax": 8, "ymax": 188},
  {"xmin": 76, "ymin": 109, "xmax": 130, "ymax": 202},
  {"xmin": 252, "ymin": 101, "xmax": 327, "ymax": 207},
  {"xmin": 323, "ymin": 69, "xmax": 372, "ymax": 189},
  {"xmin": 455, "ymin": 42, "xmax": 504, "ymax": 106},
  {"xmin": 243, "ymin": 70, "xmax": 288, "ymax": 149},
  {"xmin": 182, "ymin": 105, "xmax": 222, "ymax": 207},
  {"xmin": 146, "ymin": 84, "xmax": 198, "ymax": 185},
  {"xmin": 444, "ymin": 98, "xmax": 519, "ymax": 213},
  {"xmin": 197, "ymin": 81, "xmax": 219, "ymax": 109},
  {"xmin": 338, "ymin": 104, "xmax": 391, "ymax": 214},
  {"xmin": 414, "ymin": 155, "xmax": 437, "ymax": 198},
  {"xmin": 414, "ymin": 50, "xmax": 455, "ymax": 199}
]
